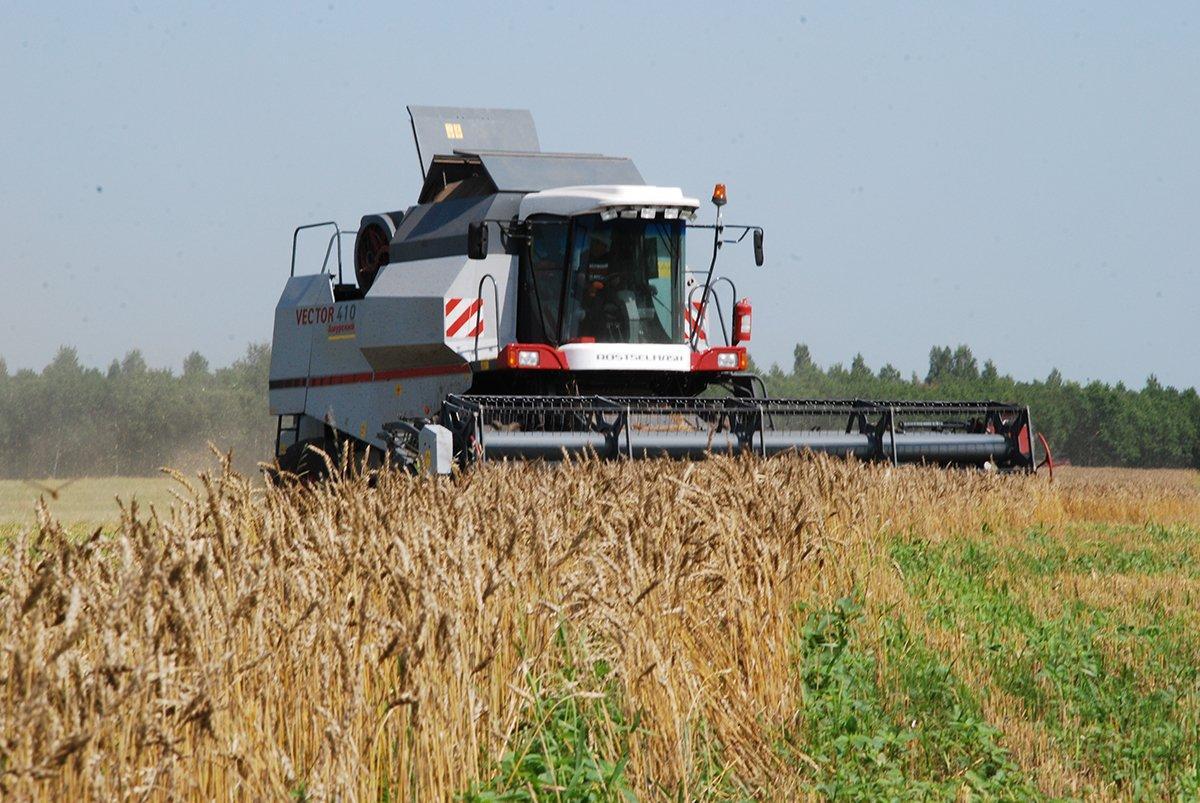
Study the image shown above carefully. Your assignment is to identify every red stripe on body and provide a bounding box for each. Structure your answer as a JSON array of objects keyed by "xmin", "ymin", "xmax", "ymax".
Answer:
[
  {"xmin": 308, "ymin": 371, "xmax": 372, "ymax": 387},
  {"xmin": 272, "ymin": 363, "xmax": 470, "ymax": 390}
]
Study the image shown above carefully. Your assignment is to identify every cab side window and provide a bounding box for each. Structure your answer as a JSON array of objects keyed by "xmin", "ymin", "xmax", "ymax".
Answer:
[{"xmin": 517, "ymin": 217, "xmax": 568, "ymax": 343}]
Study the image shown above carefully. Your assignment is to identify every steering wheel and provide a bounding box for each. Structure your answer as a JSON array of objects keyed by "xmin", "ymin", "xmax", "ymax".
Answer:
[{"xmin": 600, "ymin": 299, "xmax": 629, "ymax": 341}]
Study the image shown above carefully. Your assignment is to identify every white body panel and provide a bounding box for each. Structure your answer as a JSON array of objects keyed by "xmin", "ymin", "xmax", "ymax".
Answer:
[
  {"xmin": 306, "ymin": 372, "xmax": 472, "ymax": 448},
  {"xmin": 558, "ymin": 343, "xmax": 692, "ymax": 372},
  {"xmin": 360, "ymin": 252, "xmax": 517, "ymax": 368},
  {"xmin": 269, "ymin": 274, "xmax": 336, "ymax": 415}
]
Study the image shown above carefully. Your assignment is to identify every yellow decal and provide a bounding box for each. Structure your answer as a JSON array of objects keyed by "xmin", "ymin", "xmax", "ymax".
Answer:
[
  {"xmin": 328, "ymin": 333, "xmax": 356, "ymax": 341},
  {"xmin": 480, "ymin": 360, "xmax": 490, "ymax": 370},
  {"xmin": 394, "ymin": 383, "xmax": 404, "ymax": 396},
  {"xmin": 444, "ymin": 122, "xmax": 464, "ymax": 140},
  {"xmin": 359, "ymin": 422, "xmax": 368, "ymax": 439},
  {"xmin": 657, "ymin": 256, "xmax": 672, "ymax": 279}
]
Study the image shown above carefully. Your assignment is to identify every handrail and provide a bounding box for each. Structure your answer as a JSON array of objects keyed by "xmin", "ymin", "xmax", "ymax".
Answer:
[
  {"xmin": 319, "ymin": 230, "xmax": 340, "ymax": 284},
  {"xmin": 708, "ymin": 276, "xmax": 738, "ymax": 344},
  {"xmin": 290, "ymin": 221, "xmax": 343, "ymax": 280},
  {"xmin": 687, "ymin": 283, "xmax": 720, "ymax": 345},
  {"xmin": 473, "ymin": 273, "xmax": 501, "ymax": 361},
  {"xmin": 336, "ymin": 229, "xmax": 358, "ymax": 284},
  {"xmin": 318, "ymin": 229, "xmax": 359, "ymax": 285},
  {"xmin": 687, "ymin": 276, "xmax": 738, "ymax": 347}
]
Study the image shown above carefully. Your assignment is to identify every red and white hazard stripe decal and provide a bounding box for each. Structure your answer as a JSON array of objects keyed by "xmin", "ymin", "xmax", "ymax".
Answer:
[
  {"xmin": 444, "ymin": 297, "xmax": 484, "ymax": 338},
  {"xmin": 683, "ymin": 300, "xmax": 707, "ymax": 345}
]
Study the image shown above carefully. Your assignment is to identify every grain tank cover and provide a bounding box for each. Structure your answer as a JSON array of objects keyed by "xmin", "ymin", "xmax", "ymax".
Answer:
[
  {"xmin": 407, "ymin": 106, "xmax": 540, "ymax": 177},
  {"xmin": 466, "ymin": 150, "xmax": 645, "ymax": 193}
]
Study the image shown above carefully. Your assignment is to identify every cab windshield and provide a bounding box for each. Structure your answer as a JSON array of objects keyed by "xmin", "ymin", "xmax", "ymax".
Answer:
[{"xmin": 560, "ymin": 215, "xmax": 683, "ymax": 344}]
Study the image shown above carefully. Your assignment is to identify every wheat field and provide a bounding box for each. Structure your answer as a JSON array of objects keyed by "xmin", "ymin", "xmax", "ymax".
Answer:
[{"xmin": 1, "ymin": 456, "xmax": 1198, "ymax": 800}]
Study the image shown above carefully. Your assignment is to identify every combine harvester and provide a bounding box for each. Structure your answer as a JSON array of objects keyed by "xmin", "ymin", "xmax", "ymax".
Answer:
[{"xmin": 269, "ymin": 106, "xmax": 1041, "ymax": 475}]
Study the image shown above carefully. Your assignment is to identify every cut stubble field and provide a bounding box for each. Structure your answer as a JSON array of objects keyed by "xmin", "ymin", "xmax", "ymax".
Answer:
[{"xmin": 1, "ymin": 459, "xmax": 1198, "ymax": 800}]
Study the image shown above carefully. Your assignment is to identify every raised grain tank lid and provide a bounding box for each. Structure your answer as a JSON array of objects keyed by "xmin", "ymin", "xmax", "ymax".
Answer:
[
  {"xmin": 415, "ymin": 150, "xmax": 646, "ymax": 204},
  {"xmin": 465, "ymin": 151, "xmax": 644, "ymax": 193},
  {"xmin": 407, "ymin": 106, "xmax": 540, "ymax": 178}
]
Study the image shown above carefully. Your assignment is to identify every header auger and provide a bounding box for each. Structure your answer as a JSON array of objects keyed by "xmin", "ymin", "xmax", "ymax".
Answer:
[{"xmin": 269, "ymin": 105, "xmax": 1040, "ymax": 476}]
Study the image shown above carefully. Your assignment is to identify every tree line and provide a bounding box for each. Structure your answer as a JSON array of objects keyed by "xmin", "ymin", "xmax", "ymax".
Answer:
[
  {"xmin": 0, "ymin": 346, "xmax": 272, "ymax": 479},
  {"xmin": 0, "ymin": 342, "xmax": 1195, "ymax": 477}
]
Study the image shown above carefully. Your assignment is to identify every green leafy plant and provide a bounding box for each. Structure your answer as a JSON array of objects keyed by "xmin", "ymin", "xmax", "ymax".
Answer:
[{"xmin": 463, "ymin": 641, "xmax": 636, "ymax": 803}]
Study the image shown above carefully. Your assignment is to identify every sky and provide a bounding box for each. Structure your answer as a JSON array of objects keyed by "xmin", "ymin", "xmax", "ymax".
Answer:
[{"xmin": 1, "ymin": 2, "xmax": 1197, "ymax": 388}]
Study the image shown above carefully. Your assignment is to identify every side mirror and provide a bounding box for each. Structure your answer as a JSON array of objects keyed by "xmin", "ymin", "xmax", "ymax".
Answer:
[
  {"xmin": 753, "ymin": 228, "xmax": 764, "ymax": 266},
  {"xmin": 467, "ymin": 221, "xmax": 489, "ymax": 260}
]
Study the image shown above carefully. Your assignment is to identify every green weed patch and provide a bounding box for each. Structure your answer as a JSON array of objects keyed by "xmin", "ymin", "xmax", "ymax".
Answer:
[
  {"xmin": 782, "ymin": 597, "xmax": 1033, "ymax": 799},
  {"xmin": 894, "ymin": 537, "xmax": 1200, "ymax": 797},
  {"xmin": 1012, "ymin": 528, "xmax": 1199, "ymax": 577},
  {"xmin": 462, "ymin": 648, "xmax": 635, "ymax": 802}
]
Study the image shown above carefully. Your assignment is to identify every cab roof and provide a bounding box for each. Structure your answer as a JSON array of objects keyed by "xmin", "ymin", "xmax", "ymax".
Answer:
[{"xmin": 519, "ymin": 185, "xmax": 700, "ymax": 219}]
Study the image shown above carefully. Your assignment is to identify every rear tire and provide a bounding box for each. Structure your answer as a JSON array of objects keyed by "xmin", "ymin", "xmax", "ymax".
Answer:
[{"xmin": 278, "ymin": 437, "xmax": 331, "ymax": 482}]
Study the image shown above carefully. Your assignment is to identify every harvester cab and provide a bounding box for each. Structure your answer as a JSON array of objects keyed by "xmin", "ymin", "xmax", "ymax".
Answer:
[
  {"xmin": 462, "ymin": 178, "xmax": 756, "ymax": 392},
  {"xmin": 269, "ymin": 105, "xmax": 1038, "ymax": 475}
]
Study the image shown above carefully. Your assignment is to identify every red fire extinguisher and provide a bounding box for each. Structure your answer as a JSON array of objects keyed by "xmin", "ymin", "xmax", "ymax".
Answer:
[{"xmin": 733, "ymin": 298, "xmax": 752, "ymax": 344}]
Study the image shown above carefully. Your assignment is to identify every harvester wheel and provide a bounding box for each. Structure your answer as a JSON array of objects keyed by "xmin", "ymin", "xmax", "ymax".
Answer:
[
  {"xmin": 278, "ymin": 438, "xmax": 331, "ymax": 482},
  {"xmin": 354, "ymin": 222, "xmax": 392, "ymax": 292}
]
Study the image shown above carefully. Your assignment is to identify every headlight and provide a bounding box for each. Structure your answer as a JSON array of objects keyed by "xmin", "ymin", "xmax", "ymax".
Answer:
[
  {"xmin": 717, "ymin": 352, "xmax": 739, "ymax": 369},
  {"xmin": 518, "ymin": 350, "xmax": 541, "ymax": 368}
]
